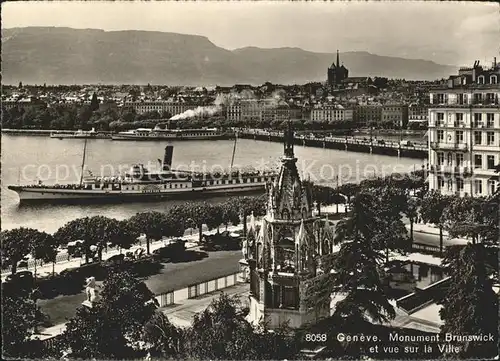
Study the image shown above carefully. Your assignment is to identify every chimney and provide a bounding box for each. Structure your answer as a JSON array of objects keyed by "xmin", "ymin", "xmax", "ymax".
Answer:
[
  {"xmin": 494, "ymin": 57, "xmax": 497, "ymax": 67},
  {"xmin": 162, "ymin": 145, "xmax": 174, "ymax": 171}
]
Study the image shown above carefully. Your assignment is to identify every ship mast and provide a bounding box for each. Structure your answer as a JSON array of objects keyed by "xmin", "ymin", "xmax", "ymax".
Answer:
[
  {"xmin": 79, "ymin": 138, "xmax": 88, "ymax": 186},
  {"xmin": 230, "ymin": 131, "xmax": 238, "ymax": 170}
]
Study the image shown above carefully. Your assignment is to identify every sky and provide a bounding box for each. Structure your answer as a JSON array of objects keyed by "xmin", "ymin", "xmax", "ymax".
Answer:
[{"xmin": 2, "ymin": 1, "xmax": 499, "ymax": 66}]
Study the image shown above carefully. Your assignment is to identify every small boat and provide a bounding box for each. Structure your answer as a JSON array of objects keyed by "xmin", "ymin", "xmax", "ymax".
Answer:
[{"xmin": 50, "ymin": 128, "xmax": 102, "ymax": 139}]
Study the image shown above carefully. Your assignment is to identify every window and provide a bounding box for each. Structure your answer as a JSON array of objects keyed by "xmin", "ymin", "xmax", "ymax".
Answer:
[
  {"xmin": 457, "ymin": 178, "xmax": 464, "ymax": 191},
  {"xmin": 437, "ymin": 130, "xmax": 444, "ymax": 141},
  {"xmin": 488, "ymin": 180, "xmax": 497, "ymax": 195},
  {"xmin": 456, "ymin": 153, "xmax": 464, "ymax": 166},
  {"xmin": 491, "ymin": 75, "xmax": 498, "ymax": 84},
  {"xmin": 447, "ymin": 153, "xmax": 453, "ymax": 166},
  {"xmin": 436, "ymin": 94, "xmax": 445, "ymax": 104},
  {"xmin": 474, "ymin": 131, "xmax": 482, "ymax": 145},
  {"xmin": 455, "ymin": 131, "xmax": 464, "ymax": 143},
  {"xmin": 487, "ymin": 132, "xmax": 495, "ymax": 145},
  {"xmin": 487, "ymin": 113, "xmax": 494, "ymax": 128},
  {"xmin": 455, "ymin": 113, "xmax": 464, "ymax": 122},
  {"xmin": 487, "ymin": 155, "xmax": 496, "ymax": 169},
  {"xmin": 474, "ymin": 154, "xmax": 483, "ymax": 169},
  {"xmin": 477, "ymin": 76, "xmax": 485, "ymax": 85},
  {"xmin": 437, "ymin": 177, "xmax": 444, "ymax": 189},
  {"xmin": 437, "ymin": 112, "xmax": 444, "ymax": 122},
  {"xmin": 474, "ymin": 180, "xmax": 483, "ymax": 194},
  {"xmin": 437, "ymin": 152, "xmax": 445, "ymax": 166},
  {"xmin": 458, "ymin": 94, "xmax": 466, "ymax": 105},
  {"xmin": 486, "ymin": 93, "xmax": 496, "ymax": 104},
  {"xmin": 474, "ymin": 113, "xmax": 483, "ymax": 127}
]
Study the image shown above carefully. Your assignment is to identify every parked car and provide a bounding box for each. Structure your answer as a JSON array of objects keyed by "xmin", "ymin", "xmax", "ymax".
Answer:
[
  {"xmin": 201, "ymin": 231, "xmax": 241, "ymax": 251},
  {"xmin": 3, "ymin": 271, "xmax": 35, "ymax": 296}
]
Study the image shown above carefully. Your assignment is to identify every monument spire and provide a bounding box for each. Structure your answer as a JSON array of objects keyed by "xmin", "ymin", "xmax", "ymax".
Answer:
[
  {"xmin": 337, "ymin": 49, "xmax": 340, "ymax": 68},
  {"xmin": 283, "ymin": 120, "xmax": 294, "ymax": 158}
]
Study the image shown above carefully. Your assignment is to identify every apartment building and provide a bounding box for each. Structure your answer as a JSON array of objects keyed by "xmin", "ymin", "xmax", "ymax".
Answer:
[
  {"xmin": 353, "ymin": 105, "xmax": 382, "ymax": 127},
  {"xmin": 123, "ymin": 101, "xmax": 199, "ymax": 115},
  {"xmin": 381, "ymin": 103, "xmax": 409, "ymax": 128},
  {"xmin": 310, "ymin": 104, "xmax": 353, "ymax": 123},
  {"xmin": 408, "ymin": 104, "xmax": 429, "ymax": 123},
  {"xmin": 428, "ymin": 60, "xmax": 500, "ymax": 197}
]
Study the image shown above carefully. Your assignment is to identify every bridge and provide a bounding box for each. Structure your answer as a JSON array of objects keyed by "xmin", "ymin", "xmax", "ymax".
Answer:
[{"xmin": 237, "ymin": 129, "xmax": 428, "ymax": 159}]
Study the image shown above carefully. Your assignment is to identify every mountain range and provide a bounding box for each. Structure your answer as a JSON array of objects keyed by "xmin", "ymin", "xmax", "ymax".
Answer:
[{"xmin": 2, "ymin": 27, "xmax": 458, "ymax": 85}]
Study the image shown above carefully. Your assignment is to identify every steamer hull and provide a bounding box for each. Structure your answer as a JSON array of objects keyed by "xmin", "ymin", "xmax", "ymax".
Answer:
[{"xmin": 8, "ymin": 183, "xmax": 267, "ymax": 204}]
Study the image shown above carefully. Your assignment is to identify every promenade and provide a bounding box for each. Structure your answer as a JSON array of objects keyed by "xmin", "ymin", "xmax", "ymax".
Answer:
[{"xmin": 1, "ymin": 225, "xmax": 243, "ymax": 281}]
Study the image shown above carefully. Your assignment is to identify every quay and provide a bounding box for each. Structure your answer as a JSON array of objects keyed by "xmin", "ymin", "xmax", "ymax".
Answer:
[
  {"xmin": 237, "ymin": 129, "xmax": 428, "ymax": 159},
  {"xmin": 1, "ymin": 128, "xmax": 112, "ymax": 138},
  {"xmin": 2, "ymin": 128, "xmax": 428, "ymax": 159}
]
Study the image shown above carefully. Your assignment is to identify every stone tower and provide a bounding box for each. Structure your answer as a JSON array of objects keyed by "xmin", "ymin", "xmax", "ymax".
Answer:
[
  {"xmin": 247, "ymin": 122, "xmax": 335, "ymax": 329},
  {"xmin": 327, "ymin": 50, "xmax": 349, "ymax": 87}
]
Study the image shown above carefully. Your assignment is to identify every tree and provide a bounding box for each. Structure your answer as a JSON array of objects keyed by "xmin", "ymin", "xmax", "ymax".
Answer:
[
  {"xmin": 220, "ymin": 200, "xmax": 240, "ymax": 230},
  {"xmin": 439, "ymin": 244, "xmax": 498, "ymax": 358},
  {"xmin": 308, "ymin": 183, "xmax": 345, "ymax": 214},
  {"xmin": 142, "ymin": 312, "xmax": 186, "ymax": 358},
  {"xmin": 420, "ymin": 190, "xmax": 452, "ymax": 255},
  {"xmin": 1, "ymin": 228, "xmax": 32, "ymax": 275},
  {"xmin": 306, "ymin": 192, "xmax": 396, "ymax": 325},
  {"xmin": 62, "ymin": 270, "xmax": 157, "ymax": 359},
  {"xmin": 186, "ymin": 202, "xmax": 212, "ymax": 242},
  {"xmin": 442, "ymin": 196, "xmax": 485, "ymax": 244},
  {"xmin": 186, "ymin": 293, "xmax": 283, "ymax": 360},
  {"xmin": 205, "ymin": 203, "xmax": 224, "ymax": 233},
  {"xmin": 54, "ymin": 216, "xmax": 124, "ymax": 263},
  {"xmin": 128, "ymin": 212, "xmax": 171, "ymax": 254},
  {"xmin": 369, "ymin": 185, "xmax": 410, "ymax": 263},
  {"xmin": 28, "ymin": 229, "xmax": 59, "ymax": 278},
  {"xmin": 404, "ymin": 196, "xmax": 420, "ymax": 243},
  {"xmin": 2, "ymin": 294, "xmax": 39, "ymax": 358},
  {"xmin": 337, "ymin": 183, "xmax": 361, "ymax": 210}
]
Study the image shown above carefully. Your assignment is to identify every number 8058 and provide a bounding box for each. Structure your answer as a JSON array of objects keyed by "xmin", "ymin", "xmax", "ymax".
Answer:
[{"xmin": 305, "ymin": 334, "xmax": 327, "ymax": 342}]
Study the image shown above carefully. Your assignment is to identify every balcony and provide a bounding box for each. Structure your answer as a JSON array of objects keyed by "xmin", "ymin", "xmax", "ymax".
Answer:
[
  {"xmin": 430, "ymin": 142, "xmax": 468, "ymax": 152},
  {"xmin": 429, "ymin": 98, "xmax": 499, "ymax": 108},
  {"xmin": 430, "ymin": 165, "xmax": 472, "ymax": 177}
]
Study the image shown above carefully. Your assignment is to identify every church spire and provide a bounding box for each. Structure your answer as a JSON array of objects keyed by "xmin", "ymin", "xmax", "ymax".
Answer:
[
  {"xmin": 336, "ymin": 49, "xmax": 340, "ymax": 68},
  {"xmin": 283, "ymin": 120, "xmax": 294, "ymax": 158}
]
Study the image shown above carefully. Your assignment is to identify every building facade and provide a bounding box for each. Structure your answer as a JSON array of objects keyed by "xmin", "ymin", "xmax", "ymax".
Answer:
[
  {"xmin": 310, "ymin": 105, "xmax": 353, "ymax": 123},
  {"xmin": 353, "ymin": 105, "xmax": 382, "ymax": 128},
  {"xmin": 123, "ymin": 101, "xmax": 199, "ymax": 115},
  {"xmin": 428, "ymin": 60, "xmax": 500, "ymax": 197},
  {"xmin": 408, "ymin": 104, "xmax": 429, "ymax": 123},
  {"xmin": 381, "ymin": 104, "xmax": 409, "ymax": 128}
]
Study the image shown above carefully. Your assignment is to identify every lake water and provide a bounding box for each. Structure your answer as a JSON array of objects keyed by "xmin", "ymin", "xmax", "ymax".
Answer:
[{"xmin": 1, "ymin": 135, "xmax": 424, "ymax": 233}]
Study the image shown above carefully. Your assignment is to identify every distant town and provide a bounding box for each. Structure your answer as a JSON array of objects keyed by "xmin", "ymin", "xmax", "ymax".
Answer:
[{"xmin": 3, "ymin": 52, "xmax": 472, "ymax": 133}]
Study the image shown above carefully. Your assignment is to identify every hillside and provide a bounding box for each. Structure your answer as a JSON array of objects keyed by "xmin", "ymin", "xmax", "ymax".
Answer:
[{"xmin": 2, "ymin": 27, "xmax": 457, "ymax": 85}]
